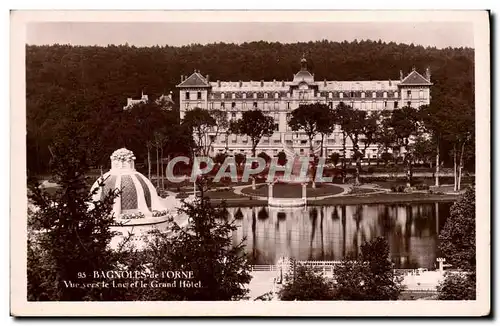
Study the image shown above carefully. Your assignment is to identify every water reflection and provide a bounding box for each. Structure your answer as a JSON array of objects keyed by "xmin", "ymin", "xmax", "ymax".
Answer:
[{"xmin": 227, "ymin": 202, "xmax": 453, "ymax": 269}]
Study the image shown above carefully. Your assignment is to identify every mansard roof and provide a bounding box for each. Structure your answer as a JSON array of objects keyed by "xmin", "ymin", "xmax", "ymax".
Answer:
[
  {"xmin": 177, "ymin": 71, "xmax": 211, "ymax": 88},
  {"xmin": 399, "ymin": 70, "xmax": 432, "ymax": 86}
]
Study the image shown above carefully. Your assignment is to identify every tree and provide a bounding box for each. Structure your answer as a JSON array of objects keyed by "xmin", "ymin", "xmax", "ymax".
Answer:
[
  {"xmin": 27, "ymin": 121, "xmax": 131, "ymax": 301},
  {"xmin": 231, "ymin": 109, "xmax": 275, "ymax": 158},
  {"xmin": 182, "ymin": 107, "xmax": 217, "ymax": 156},
  {"xmin": 380, "ymin": 152, "xmax": 394, "ymax": 166},
  {"xmin": 437, "ymin": 273, "xmax": 476, "ymax": 300},
  {"xmin": 442, "ymin": 105, "xmax": 474, "ymax": 192},
  {"xmin": 336, "ymin": 104, "xmax": 379, "ymax": 184},
  {"xmin": 329, "ymin": 152, "xmax": 340, "ymax": 167},
  {"xmin": 277, "ymin": 151, "xmax": 288, "ymax": 166},
  {"xmin": 129, "ymin": 101, "xmax": 169, "ymax": 180},
  {"xmin": 234, "ymin": 153, "xmax": 246, "ymax": 166},
  {"xmin": 214, "ymin": 152, "xmax": 228, "ymax": 165},
  {"xmin": 438, "ymin": 187, "xmax": 475, "ymax": 271},
  {"xmin": 384, "ymin": 106, "xmax": 420, "ymax": 186},
  {"xmin": 141, "ymin": 183, "xmax": 252, "ymax": 300},
  {"xmin": 437, "ymin": 187, "xmax": 476, "ymax": 300},
  {"xmin": 334, "ymin": 102, "xmax": 351, "ymax": 184},
  {"xmin": 317, "ymin": 106, "xmax": 337, "ymax": 157},
  {"xmin": 288, "ymin": 103, "xmax": 326, "ymax": 158},
  {"xmin": 332, "ymin": 237, "xmax": 404, "ymax": 300},
  {"xmin": 278, "ymin": 264, "xmax": 334, "ymax": 300},
  {"xmin": 257, "ymin": 152, "xmax": 271, "ymax": 164},
  {"xmin": 412, "ymin": 135, "xmax": 435, "ymax": 168}
]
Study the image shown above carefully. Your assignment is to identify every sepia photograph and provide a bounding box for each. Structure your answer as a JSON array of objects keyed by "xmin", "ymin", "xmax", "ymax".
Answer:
[{"xmin": 10, "ymin": 10, "xmax": 490, "ymax": 316}]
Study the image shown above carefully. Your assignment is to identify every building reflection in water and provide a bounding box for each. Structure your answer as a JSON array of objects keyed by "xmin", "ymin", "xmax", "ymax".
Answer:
[{"xmin": 229, "ymin": 202, "xmax": 453, "ymax": 269}]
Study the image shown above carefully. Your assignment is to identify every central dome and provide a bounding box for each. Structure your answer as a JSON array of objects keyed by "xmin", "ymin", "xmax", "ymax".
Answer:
[{"xmin": 91, "ymin": 148, "xmax": 176, "ymax": 225}]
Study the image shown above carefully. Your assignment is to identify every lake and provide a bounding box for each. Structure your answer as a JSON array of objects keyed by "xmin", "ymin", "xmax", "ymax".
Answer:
[{"xmin": 226, "ymin": 202, "xmax": 454, "ymax": 269}]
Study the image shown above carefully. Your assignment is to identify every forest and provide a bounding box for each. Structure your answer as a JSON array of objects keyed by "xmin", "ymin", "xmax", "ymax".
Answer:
[{"xmin": 25, "ymin": 40, "xmax": 475, "ymax": 175}]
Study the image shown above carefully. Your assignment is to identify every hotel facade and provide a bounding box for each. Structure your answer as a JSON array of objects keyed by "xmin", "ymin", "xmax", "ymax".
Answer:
[{"xmin": 177, "ymin": 56, "xmax": 432, "ymax": 160}]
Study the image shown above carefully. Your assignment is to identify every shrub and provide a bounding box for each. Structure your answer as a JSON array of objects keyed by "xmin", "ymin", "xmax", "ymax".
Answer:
[
  {"xmin": 391, "ymin": 185, "xmax": 406, "ymax": 193},
  {"xmin": 415, "ymin": 184, "xmax": 430, "ymax": 191}
]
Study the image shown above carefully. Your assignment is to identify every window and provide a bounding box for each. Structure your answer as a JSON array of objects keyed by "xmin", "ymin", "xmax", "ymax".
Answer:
[
  {"xmin": 221, "ymin": 102, "xmax": 225, "ymax": 109},
  {"xmin": 350, "ymin": 91, "xmax": 354, "ymax": 97},
  {"xmin": 419, "ymin": 90, "xmax": 424, "ymax": 99},
  {"xmin": 329, "ymin": 92, "xmax": 333, "ymax": 98},
  {"xmin": 221, "ymin": 93, "xmax": 225, "ymax": 99},
  {"xmin": 185, "ymin": 92, "xmax": 190, "ymax": 100},
  {"xmin": 274, "ymin": 123, "xmax": 279, "ymax": 131},
  {"xmin": 300, "ymin": 149, "xmax": 304, "ymax": 154},
  {"xmin": 287, "ymin": 92, "xmax": 291, "ymax": 98},
  {"xmin": 243, "ymin": 93, "xmax": 247, "ymax": 99},
  {"xmin": 231, "ymin": 102, "xmax": 236, "ymax": 108},
  {"xmin": 273, "ymin": 139, "xmax": 280, "ymax": 144},
  {"xmin": 340, "ymin": 92, "xmax": 344, "ymax": 98},
  {"xmin": 407, "ymin": 101, "xmax": 412, "ymax": 107},
  {"xmin": 209, "ymin": 135, "xmax": 215, "ymax": 142},
  {"xmin": 394, "ymin": 101, "xmax": 399, "ymax": 108},
  {"xmin": 264, "ymin": 93, "xmax": 268, "ymax": 99},
  {"xmin": 210, "ymin": 102, "xmax": 214, "ymax": 110},
  {"xmin": 197, "ymin": 92, "xmax": 202, "ymax": 100},
  {"xmin": 372, "ymin": 92, "xmax": 376, "ymax": 98},
  {"xmin": 328, "ymin": 102, "xmax": 333, "ymax": 108},
  {"xmin": 287, "ymin": 102, "xmax": 290, "ymax": 110},
  {"xmin": 300, "ymin": 140, "xmax": 307, "ymax": 144},
  {"xmin": 407, "ymin": 90, "xmax": 412, "ymax": 98},
  {"xmin": 243, "ymin": 102, "xmax": 247, "ymax": 110},
  {"xmin": 384, "ymin": 101, "xmax": 387, "ymax": 108},
  {"xmin": 383, "ymin": 92, "xmax": 387, "ymax": 98},
  {"xmin": 232, "ymin": 93, "xmax": 236, "ymax": 99},
  {"xmin": 231, "ymin": 113, "xmax": 236, "ymax": 118},
  {"xmin": 253, "ymin": 93, "xmax": 257, "ymax": 99},
  {"xmin": 275, "ymin": 92, "xmax": 279, "ymax": 99},
  {"xmin": 394, "ymin": 91, "xmax": 398, "ymax": 98},
  {"xmin": 253, "ymin": 101, "xmax": 258, "ymax": 108},
  {"xmin": 361, "ymin": 92, "xmax": 365, "ymax": 98}
]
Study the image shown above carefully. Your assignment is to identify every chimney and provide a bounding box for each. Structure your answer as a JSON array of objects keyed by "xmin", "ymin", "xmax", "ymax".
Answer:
[
  {"xmin": 206, "ymin": 74, "xmax": 210, "ymax": 82},
  {"xmin": 389, "ymin": 79, "xmax": 392, "ymax": 86},
  {"xmin": 281, "ymin": 80, "xmax": 285, "ymax": 87},
  {"xmin": 217, "ymin": 80, "xmax": 221, "ymax": 87},
  {"xmin": 181, "ymin": 75, "xmax": 184, "ymax": 82},
  {"xmin": 425, "ymin": 67, "xmax": 431, "ymax": 81},
  {"xmin": 239, "ymin": 80, "xmax": 243, "ymax": 87},
  {"xmin": 399, "ymin": 70, "xmax": 403, "ymax": 81},
  {"xmin": 324, "ymin": 78, "xmax": 327, "ymax": 87}
]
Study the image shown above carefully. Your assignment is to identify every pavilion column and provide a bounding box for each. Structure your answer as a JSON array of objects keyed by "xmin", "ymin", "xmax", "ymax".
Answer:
[
  {"xmin": 268, "ymin": 182, "xmax": 274, "ymax": 199},
  {"xmin": 302, "ymin": 182, "xmax": 307, "ymax": 200}
]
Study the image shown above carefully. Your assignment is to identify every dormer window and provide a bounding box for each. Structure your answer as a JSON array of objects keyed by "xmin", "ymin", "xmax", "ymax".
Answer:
[
  {"xmin": 264, "ymin": 93, "xmax": 268, "ymax": 99},
  {"xmin": 394, "ymin": 91, "xmax": 399, "ymax": 98},
  {"xmin": 361, "ymin": 92, "xmax": 365, "ymax": 98},
  {"xmin": 253, "ymin": 93, "xmax": 257, "ymax": 99},
  {"xmin": 232, "ymin": 93, "xmax": 236, "ymax": 99},
  {"xmin": 383, "ymin": 92, "xmax": 387, "ymax": 98},
  {"xmin": 339, "ymin": 92, "xmax": 344, "ymax": 98},
  {"xmin": 328, "ymin": 92, "xmax": 333, "ymax": 98},
  {"xmin": 221, "ymin": 93, "xmax": 225, "ymax": 99},
  {"xmin": 274, "ymin": 92, "xmax": 279, "ymax": 99},
  {"xmin": 372, "ymin": 92, "xmax": 376, "ymax": 98},
  {"xmin": 243, "ymin": 93, "xmax": 247, "ymax": 99}
]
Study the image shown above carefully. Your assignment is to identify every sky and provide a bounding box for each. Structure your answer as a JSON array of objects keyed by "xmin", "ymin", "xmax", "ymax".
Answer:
[{"xmin": 26, "ymin": 22, "xmax": 474, "ymax": 49}]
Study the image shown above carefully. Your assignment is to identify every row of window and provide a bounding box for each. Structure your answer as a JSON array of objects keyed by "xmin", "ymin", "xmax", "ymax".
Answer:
[{"xmin": 185, "ymin": 90, "xmax": 426, "ymax": 101}]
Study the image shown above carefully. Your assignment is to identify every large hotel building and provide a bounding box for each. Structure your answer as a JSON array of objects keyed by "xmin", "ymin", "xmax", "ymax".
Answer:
[{"xmin": 177, "ymin": 56, "xmax": 432, "ymax": 159}]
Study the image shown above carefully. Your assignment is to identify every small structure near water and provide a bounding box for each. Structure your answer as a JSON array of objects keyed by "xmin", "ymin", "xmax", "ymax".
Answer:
[{"xmin": 90, "ymin": 148, "xmax": 180, "ymax": 226}]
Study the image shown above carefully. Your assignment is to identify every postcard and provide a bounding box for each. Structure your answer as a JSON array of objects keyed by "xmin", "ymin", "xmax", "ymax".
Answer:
[{"xmin": 10, "ymin": 10, "xmax": 490, "ymax": 316}]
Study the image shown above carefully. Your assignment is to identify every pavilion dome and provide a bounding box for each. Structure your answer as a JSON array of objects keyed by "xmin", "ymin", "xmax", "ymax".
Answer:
[{"xmin": 91, "ymin": 148, "xmax": 177, "ymax": 226}]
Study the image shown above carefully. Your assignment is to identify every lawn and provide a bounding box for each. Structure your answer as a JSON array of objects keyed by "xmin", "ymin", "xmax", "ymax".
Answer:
[{"xmin": 241, "ymin": 183, "xmax": 344, "ymax": 198}]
